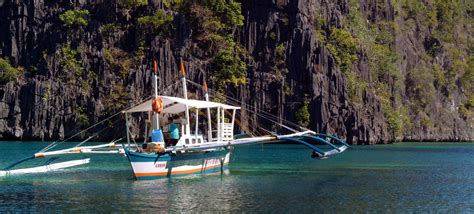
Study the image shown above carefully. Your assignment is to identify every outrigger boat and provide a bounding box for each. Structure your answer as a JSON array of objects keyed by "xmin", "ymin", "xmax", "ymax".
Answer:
[{"xmin": 1, "ymin": 61, "xmax": 349, "ymax": 180}]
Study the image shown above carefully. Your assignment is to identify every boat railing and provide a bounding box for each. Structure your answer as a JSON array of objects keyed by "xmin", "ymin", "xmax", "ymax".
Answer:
[
  {"xmin": 222, "ymin": 123, "xmax": 233, "ymax": 141},
  {"xmin": 209, "ymin": 122, "xmax": 234, "ymax": 142}
]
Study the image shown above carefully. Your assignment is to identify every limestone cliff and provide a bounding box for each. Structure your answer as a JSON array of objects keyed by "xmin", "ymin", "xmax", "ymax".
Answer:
[{"xmin": 0, "ymin": 0, "xmax": 472, "ymax": 143}]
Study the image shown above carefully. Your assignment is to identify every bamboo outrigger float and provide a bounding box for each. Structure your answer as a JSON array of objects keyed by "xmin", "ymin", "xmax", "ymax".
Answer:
[{"xmin": 1, "ymin": 61, "xmax": 349, "ymax": 180}]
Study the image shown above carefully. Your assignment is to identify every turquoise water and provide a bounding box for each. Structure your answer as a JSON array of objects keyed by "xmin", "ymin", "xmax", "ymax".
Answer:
[{"xmin": 0, "ymin": 142, "xmax": 473, "ymax": 212}]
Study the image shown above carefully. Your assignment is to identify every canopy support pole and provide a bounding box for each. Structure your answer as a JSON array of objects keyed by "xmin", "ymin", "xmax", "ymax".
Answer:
[
  {"xmin": 195, "ymin": 108, "xmax": 199, "ymax": 144},
  {"xmin": 231, "ymin": 109, "xmax": 236, "ymax": 139},
  {"xmin": 221, "ymin": 108, "xmax": 225, "ymax": 139},
  {"xmin": 125, "ymin": 113, "xmax": 131, "ymax": 147},
  {"xmin": 204, "ymin": 86, "xmax": 212, "ymax": 142},
  {"xmin": 217, "ymin": 107, "xmax": 221, "ymax": 142}
]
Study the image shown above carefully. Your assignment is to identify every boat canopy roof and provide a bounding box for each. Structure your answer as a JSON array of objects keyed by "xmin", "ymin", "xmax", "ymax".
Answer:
[{"xmin": 123, "ymin": 96, "xmax": 240, "ymax": 114}]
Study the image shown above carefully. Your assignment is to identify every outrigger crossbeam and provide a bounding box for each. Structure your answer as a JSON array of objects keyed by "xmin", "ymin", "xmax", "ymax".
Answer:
[{"xmin": 0, "ymin": 138, "xmax": 126, "ymax": 177}]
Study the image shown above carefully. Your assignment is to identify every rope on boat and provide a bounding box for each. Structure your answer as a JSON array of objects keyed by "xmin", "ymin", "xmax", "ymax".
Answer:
[
  {"xmin": 186, "ymin": 79, "xmax": 307, "ymax": 134},
  {"xmin": 186, "ymin": 79, "xmax": 350, "ymax": 149},
  {"xmin": 39, "ymin": 80, "xmax": 184, "ymax": 153},
  {"xmin": 39, "ymin": 95, "xmax": 154, "ymax": 153}
]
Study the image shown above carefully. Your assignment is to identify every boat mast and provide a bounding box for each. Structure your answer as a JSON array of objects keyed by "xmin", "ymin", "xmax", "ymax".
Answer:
[
  {"xmin": 153, "ymin": 59, "xmax": 160, "ymax": 129},
  {"xmin": 204, "ymin": 81, "xmax": 212, "ymax": 142},
  {"xmin": 181, "ymin": 62, "xmax": 191, "ymax": 135}
]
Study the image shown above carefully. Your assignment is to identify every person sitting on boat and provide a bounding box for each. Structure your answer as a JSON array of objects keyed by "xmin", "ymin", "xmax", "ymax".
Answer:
[{"xmin": 167, "ymin": 116, "xmax": 179, "ymax": 146}]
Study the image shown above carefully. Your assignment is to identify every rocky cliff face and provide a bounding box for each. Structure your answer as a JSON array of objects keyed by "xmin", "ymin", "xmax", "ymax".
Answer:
[{"xmin": 0, "ymin": 0, "xmax": 472, "ymax": 143}]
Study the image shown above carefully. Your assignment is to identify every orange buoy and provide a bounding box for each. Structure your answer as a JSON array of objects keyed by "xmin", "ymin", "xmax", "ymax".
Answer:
[{"xmin": 152, "ymin": 96, "xmax": 163, "ymax": 113}]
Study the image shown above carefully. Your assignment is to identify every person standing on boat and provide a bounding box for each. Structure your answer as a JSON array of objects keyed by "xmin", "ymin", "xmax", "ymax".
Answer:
[{"xmin": 167, "ymin": 116, "xmax": 180, "ymax": 146}]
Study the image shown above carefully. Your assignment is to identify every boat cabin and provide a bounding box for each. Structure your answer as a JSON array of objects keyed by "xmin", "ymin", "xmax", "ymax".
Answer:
[{"xmin": 123, "ymin": 96, "xmax": 240, "ymax": 151}]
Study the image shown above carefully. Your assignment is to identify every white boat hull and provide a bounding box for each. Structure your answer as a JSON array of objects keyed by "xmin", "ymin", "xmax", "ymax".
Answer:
[{"xmin": 125, "ymin": 148, "xmax": 231, "ymax": 180}]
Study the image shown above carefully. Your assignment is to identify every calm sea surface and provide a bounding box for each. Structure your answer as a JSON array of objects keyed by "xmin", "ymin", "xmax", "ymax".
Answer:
[{"xmin": 0, "ymin": 142, "xmax": 473, "ymax": 212}]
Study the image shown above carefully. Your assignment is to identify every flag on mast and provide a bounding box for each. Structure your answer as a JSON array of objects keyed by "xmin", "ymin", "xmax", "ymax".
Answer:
[
  {"xmin": 181, "ymin": 62, "xmax": 185, "ymax": 77},
  {"xmin": 153, "ymin": 59, "xmax": 158, "ymax": 74}
]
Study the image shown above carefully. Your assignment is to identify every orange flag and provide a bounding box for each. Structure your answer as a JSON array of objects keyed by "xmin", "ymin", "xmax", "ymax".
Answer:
[
  {"xmin": 153, "ymin": 59, "xmax": 158, "ymax": 74},
  {"xmin": 203, "ymin": 81, "xmax": 208, "ymax": 93},
  {"xmin": 180, "ymin": 62, "xmax": 185, "ymax": 77}
]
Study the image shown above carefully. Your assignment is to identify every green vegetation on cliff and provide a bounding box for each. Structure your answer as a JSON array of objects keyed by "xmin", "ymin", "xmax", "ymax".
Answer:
[
  {"xmin": 56, "ymin": 44, "xmax": 83, "ymax": 77},
  {"xmin": 59, "ymin": 9, "xmax": 90, "ymax": 28},
  {"xmin": 325, "ymin": 27, "xmax": 358, "ymax": 74},
  {"xmin": 316, "ymin": 0, "xmax": 473, "ymax": 138},
  {"xmin": 183, "ymin": 0, "xmax": 247, "ymax": 91},
  {"xmin": 1, "ymin": 0, "xmax": 472, "ymax": 142},
  {"xmin": 137, "ymin": 11, "xmax": 173, "ymax": 36},
  {"xmin": 0, "ymin": 58, "xmax": 19, "ymax": 84},
  {"xmin": 118, "ymin": 0, "xmax": 148, "ymax": 9},
  {"xmin": 211, "ymin": 42, "xmax": 247, "ymax": 87},
  {"xmin": 296, "ymin": 98, "xmax": 310, "ymax": 128}
]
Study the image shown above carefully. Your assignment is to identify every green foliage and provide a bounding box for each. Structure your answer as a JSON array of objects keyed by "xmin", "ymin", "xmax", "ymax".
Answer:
[
  {"xmin": 459, "ymin": 105, "xmax": 472, "ymax": 119},
  {"xmin": 441, "ymin": 46, "xmax": 468, "ymax": 94},
  {"xmin": 326, "ymin": 27, "xmax": 358, "ymax": 74},
  {"xmin": 406, "ymin": 66, "xmax": 436, "ymax": 108},
  {"xmin": 162, "ymin": 0, "xmax": 184, "ymax": 9},
  {"xmin": 433, "ymin": 0, "xmax": 461, "ymax": 42},
  {"xmin": 376, "ymin": 83, "xmax": 408, "ymax": 137},
  {"xmin": 460, "ymin": 57, "xmax": 474, "ymax": 119},
  {"xmin": 42, "ymin": 83, "xmax": 51, "ymax": 102},
  {"xmin": 276, "ymin": 43, "xmax": 286, "ymax": 58},
  {"xmin": 137, "ymin": 10, "xmax": 174, "ymax": 36},
  {"xmin": 399, "ymin": 0, "xmax": 472, "ymax": 123},
  {"xmin": 432, "ymin": 64, "xmax": 446, "ymax": 88},
  {"xmin": 75, "ymin": 106, "xmax": 90, "ymax": 128},
  {"xmin": 104, "ymin": 47, "xmax": 130, "ymax": 79},
  {"xmin": 211, "ymin": 42, "xmax": 247, "ymax": 87},
  {"xmin": 461, "ymin": 57, "xmax": 474, "ymax": 94},
  {"xmin": 183, "ymin": 0, "xmax": 247, "ymax": 90},
  {"xmin": 368, "ymin": 43, "xmax": 399, "ymax": 84},
  {"xmin": 212, "ymin": 91, "xmax": 226, "ymax": 103},
  {"xmin": 0, "ymin": 58, "xmax": 19, "ymax": 84},
  {"xmin": 186, "ymin": 0, "xmax": 244, "ymax": 50},
  {"xmin": 347, "ymin": 0, "xmax": 412, "ymax": 135},
  {"xmin": 468, "ymin": 96, "xmax": 474, "ymax": 109},
  {"xmin": 59, "ymin": 10, "xmax": 90, "ymax": 28},
  {"xmin": 118, "ymin": 0, "xmax": 148, "ymax": 9},
  {"xmin": 342, "ymin": 0, "xmax": 473, "ymax": 135},
  {"xmin": 57, "ymin": 44, "xmax": 84, "ymax": 76},
  {"xmin": 346, "ymin": 71, "xmax": 367, "ymax": 104},
  {"xmin": 205, "ymin": 0, "xmax": 244, "ymax": 33},
  {"xmin": 296, "ymin": 99, "xmax": 310, "ymax": 128},
  {"xmin": 102, "ymin": 84, "xmax": 129, "ymax": 116},
  {"xmin": 419, "ymin": 111, "xmax": 433, "ymax": 128},
  {"xmin": 100, "ymin": 23, "xmax": 121, "ymax": 37},
  {"xmin": 313, "ymin": 9, "xmax": 327, "ymax": 42},
  {"xmin": 399, "ymin": 105, "xmax": 414, "ymax": 133},
  {"xmin": 272, "ymin": 43, "xmax": 288, "ymax": 80},
  {"xmin": 401, "ymin": 0, "xmax": 465, "ymax": 43},
  {"xmin": 314, "ymin": 15, "xmax": 326, "ymax": 31},
  {"xmin": 385, "ymin": 109, "xmax": 402, "ymax": 137},
  {"xmin": 269, "ymin": 32, "xmax": 277, "ymax": 40},
  {"xmin": 401, "ymin": 0, "xmax": 437, "ymax": 30}
]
